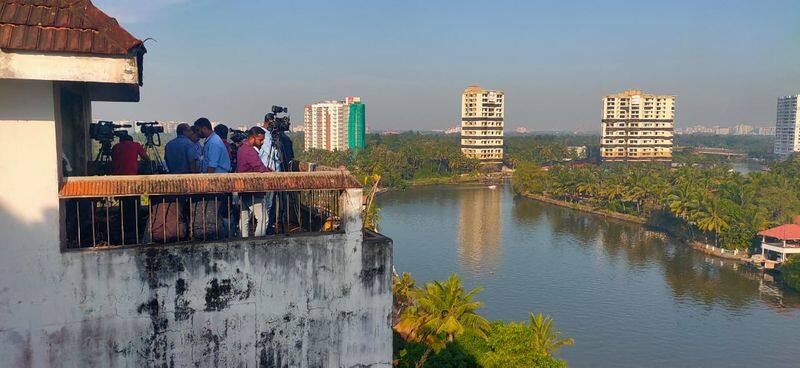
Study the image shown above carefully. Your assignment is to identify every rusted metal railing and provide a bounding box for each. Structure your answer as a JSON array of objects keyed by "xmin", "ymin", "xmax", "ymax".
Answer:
[{"xmin": 60, "ymin": 170, "xmax": 359, "ymax": 250}]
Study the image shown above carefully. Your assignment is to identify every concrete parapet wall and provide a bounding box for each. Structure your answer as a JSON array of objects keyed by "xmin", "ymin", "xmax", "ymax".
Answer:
[{"xmin": 0, "ymin": 233, "xmax": 392, "ymax": 367}]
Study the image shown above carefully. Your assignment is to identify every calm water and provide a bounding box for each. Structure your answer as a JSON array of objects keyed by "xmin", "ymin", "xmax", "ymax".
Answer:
[{"xmin": 379, "ymin": 184, "xmax": 800, "ymax": 368}]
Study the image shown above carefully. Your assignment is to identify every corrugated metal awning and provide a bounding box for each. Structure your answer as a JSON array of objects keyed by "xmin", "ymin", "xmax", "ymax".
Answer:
[{"xmin": 59, "ymin": 171, "xmax": 361, "ymax": 198}]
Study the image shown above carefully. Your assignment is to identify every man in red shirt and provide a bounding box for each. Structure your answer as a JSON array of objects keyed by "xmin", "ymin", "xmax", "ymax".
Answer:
[{"xmin": 111, "ymin": 134, "xmax": 149, "ymax": 175}]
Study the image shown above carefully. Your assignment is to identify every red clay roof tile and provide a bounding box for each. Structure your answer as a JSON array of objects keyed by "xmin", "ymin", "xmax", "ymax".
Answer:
[
  {"xmin": 0, "ymin": 0, "xmax": 143, "ymax": 56},
  {"xmin": 758, "ymin": 224, "xmax": 800, "ymax": 241}
]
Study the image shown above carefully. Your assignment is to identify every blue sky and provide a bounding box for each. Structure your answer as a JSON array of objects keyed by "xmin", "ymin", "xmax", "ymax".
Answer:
[{"xmin": 93, "ymin": 0, "xmax": 800, "ymax": 131}]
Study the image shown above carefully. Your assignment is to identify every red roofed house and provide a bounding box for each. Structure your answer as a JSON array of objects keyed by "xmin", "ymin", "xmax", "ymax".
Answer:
[{"xmin": 757, "ymin": 216, "xmax": 800, "ymax": 263}]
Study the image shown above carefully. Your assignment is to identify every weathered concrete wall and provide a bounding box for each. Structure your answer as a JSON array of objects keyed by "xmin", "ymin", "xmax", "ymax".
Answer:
[
  {"xmin": 0, "ymin": 231, "xmax": 393, "ymax": 368},
  {"xmin": 0, "ymin": 49, "xmax": 139, "ymax": 85}
]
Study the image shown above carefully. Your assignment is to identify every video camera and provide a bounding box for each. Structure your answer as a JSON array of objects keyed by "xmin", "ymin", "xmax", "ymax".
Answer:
[
  {"xmin": 266, "ymin": 105, "xmax": 291, "ymax": 133},
  {"xmin": 137, "ymin": 121, "xmax": 164, "ymax": 136},
  {"xmin": 90, "ymin": 121, "xmax": 131, "ymax": 143},
  {"xmin": 230, "ymin": 128, "xmax": 247, "ymax": 144}
]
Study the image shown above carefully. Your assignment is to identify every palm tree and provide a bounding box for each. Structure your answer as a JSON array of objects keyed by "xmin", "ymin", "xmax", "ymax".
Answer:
[
  {"xmin": 694, "ymin": 195, "xmax": 731, "ymax": 246},
  {"xmin": 395, "ymin": 274, "xmax": 491, "ymax": 368},
  {"xmin": 527, "ymin": 312, "xmax": 574, "ymax": 356},
  {"xmin": 668, "ymin": 183, "xmax": 696, "ymax": 220},
  {"xmin": 392, "ymin": 272, "xmax": 417, "ymax": 310}
]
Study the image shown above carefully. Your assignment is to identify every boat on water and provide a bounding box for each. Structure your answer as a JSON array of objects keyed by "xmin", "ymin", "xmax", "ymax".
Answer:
[{"xmin": 488, "ymin": 185, "xmax": 497, "ymax": 190}]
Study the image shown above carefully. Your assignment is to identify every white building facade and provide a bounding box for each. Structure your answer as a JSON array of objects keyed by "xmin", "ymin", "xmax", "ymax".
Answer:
[
  {"xmin": 461, "ymin": 86, "xmax": 504, "ymax": 163},
  {"xmin": 601, "ymin": 90, "xmax": 675, "ymax": 163},
  {"xmin": 775, "ymin": 95, "xmax": 800, "ymax": 158},
  {"xmin": 303, "ymin": 97, "xmax": 361, "ymax": 151}
]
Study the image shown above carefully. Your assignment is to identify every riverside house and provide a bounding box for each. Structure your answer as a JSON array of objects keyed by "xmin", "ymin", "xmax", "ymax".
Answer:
[
  {"xmin": 0, "ymin": 1, "xmax": 392, "ymax": 366},
  {"xmin": 758, "ymin": 216, "xmax": 800, "ymax": 264}
]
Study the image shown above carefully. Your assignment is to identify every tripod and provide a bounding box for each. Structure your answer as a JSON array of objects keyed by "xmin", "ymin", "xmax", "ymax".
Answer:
[
  {"xmin": 92, "ymin": 139, "xmax": 114, "ymax": 175},
  {"xmin": 142, "ymin": 133, "xmax": 166, "ymax": 174}
]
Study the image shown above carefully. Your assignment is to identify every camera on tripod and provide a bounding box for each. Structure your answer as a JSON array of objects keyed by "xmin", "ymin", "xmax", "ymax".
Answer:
[
  {"xmin": 137, "ymin": 121, "xmax": 164, "ymax": 136},
  {"xmin": 266, "ymin": 105, "xmax": 291, "ymax": 133},
  {"xmin": 89, "ymin": 121, "xmax": 132, "ymax": 175},
  {"xmin": 136, "ymin": 122, "xmax": 167, "ymax": 174},
  {"xmin": 136, "ymin": 121, "xmax": 164, "ymax": 146},
  {"xmin": 90, "ymin": 120, "xmax": 131, "ymax": 143}
]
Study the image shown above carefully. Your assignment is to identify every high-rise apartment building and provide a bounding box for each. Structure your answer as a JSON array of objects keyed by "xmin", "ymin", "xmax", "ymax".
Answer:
[
  {"xmin": 348, "ymin": 102, "xmax": 366, "ymax": 150},
  {"xmin": 775, "ymin": 95, "xmax": 800, "ymax": 158},
  {"xmin": 304, "ymin": 97, "xmax": 364, "ymax": 151},
  {"xmin": 461, "ymin": 86, "xmax": 504, "ymax": 163},
  {"xmin": 601, "ymin": 89, "xmax": 675, "ymax": 163}
]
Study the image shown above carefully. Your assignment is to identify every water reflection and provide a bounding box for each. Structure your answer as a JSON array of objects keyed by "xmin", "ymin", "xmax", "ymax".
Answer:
[
  {"xmin": 381, "ymin": 184, "xmax": 800, "ymax": 367},
  {"xmin": 457, "ymin": 186, "xmax": 503, "ymax": 275},
  {"xmin": 511, "ymin": 195, "xmax": 800, "ymax": 310}
]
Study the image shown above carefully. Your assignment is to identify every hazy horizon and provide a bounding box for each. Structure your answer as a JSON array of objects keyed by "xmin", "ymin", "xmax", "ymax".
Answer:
[{"xmin": 93, "ymin": 0, "xmax": 799, "ymax": 131}]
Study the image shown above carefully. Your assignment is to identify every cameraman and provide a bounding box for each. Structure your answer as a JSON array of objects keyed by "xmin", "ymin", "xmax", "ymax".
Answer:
[
  {"xmin": 111, "ymin": 133, "xmax": 149, "ymax": 175},
  {"xmin": 263, "ymin": 113, "xmax": 294, "ymax": 171}
]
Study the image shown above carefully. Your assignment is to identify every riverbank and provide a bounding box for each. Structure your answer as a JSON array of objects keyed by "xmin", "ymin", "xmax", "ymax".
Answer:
[
  {"xmin": 404, "ymin": 172, "xmax": 512, "ymax": 187},
  {"xmin": 520, "ymin": 192, "xmax": 751, "ymax": 263}
]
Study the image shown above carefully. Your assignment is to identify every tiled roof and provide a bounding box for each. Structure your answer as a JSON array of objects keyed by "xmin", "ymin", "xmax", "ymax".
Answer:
[
  {"xmin": 0, "ymin": 0, "xmax": 143, "ymax": 56},
  {"xmin": 758, "ymin": 224, "xmax": 800, "ymax": 241}
]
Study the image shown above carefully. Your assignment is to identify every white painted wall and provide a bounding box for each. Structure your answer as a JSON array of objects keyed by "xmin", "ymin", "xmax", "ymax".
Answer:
[{"xmin": 0, "ymin": 79, "xmax": 60, "ymax": 233}]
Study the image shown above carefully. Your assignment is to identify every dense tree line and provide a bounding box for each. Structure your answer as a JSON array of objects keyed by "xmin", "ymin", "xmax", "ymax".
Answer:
[
  {"xmin": 675, "ymin": 135, "xmax": 774, "ymax": 159},
  {"xmin": 512, "ymin": 157, "xmax": 800, "ymax": 252},
  {"xmin": 295, "ymin": 132, "xmax": 479, "ymax": 187},
  {"xmin": 294, "ymin": 132, "xmax": 597, "ymax": 187}
]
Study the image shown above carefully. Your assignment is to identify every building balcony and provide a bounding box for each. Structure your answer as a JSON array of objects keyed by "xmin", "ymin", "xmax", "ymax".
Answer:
[{"xmin": 59, "ymin": 164, "xmax": 371, "ymax": 250}]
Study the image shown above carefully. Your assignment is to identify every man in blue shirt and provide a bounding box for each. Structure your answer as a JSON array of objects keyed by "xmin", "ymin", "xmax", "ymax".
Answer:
[
  {"xmin": 164, "ymin": 123, "xmax": 199, "ymax": 174},
  {"xmin": 191, "ymin": 117, "xmax": 232, "ymax": 239},
  {"xmin": 257, "ymin": 126, "xmax": 281, "ymax": 172},
  {"xmin": 193, "ymin": 118, "xmax": 231, "ymax": 173}
]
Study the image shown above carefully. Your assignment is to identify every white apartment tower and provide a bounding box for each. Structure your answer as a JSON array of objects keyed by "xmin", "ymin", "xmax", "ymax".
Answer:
[
  {"xmin": 461, "ymin": 86, "xmax": 504, "ymax": 163},
  {"xmin": 775, "ymin": 95, "xmax": 800, "ymax": 158},
  {"xmin": 601, "ymin": 90, "xmax": 675, "ymax": 162},
  {"xmin": 304, "ymin": 97, "xmax": 360, "ymax": 151}
]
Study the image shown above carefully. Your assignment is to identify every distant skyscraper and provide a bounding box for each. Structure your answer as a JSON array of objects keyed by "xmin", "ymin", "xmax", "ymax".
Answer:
[
  {"xmin": 601, "ymin": 89, "xmax": 675, "ymax": 163},
  {"xmin": 775, "ymin": 95, "xmax": 800, "ymax": 158},
  {"xmin": 461, "ymin": 86, "xmax": 504, "ymax": 163},
  {"xmin": 303, "ymin": 97, "xmax": 363, "ymax": 151},
  {"xmin": 348, "ymin": 102, "xmax": 366, "ymax": 150}
]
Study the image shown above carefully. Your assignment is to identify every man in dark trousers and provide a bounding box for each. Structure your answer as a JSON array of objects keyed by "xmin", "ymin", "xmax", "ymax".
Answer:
[{"xmin": 237, "ymin": 127, "xmax": 272, "ymax": 237}]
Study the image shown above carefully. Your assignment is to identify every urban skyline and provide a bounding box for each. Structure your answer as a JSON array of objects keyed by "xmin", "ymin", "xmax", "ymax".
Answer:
[{"xmin": 90, "ymin": 1, "xmax": 799, "ymax": 132}]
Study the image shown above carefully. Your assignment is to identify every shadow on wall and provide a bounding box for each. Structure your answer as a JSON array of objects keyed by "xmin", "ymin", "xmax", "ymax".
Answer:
[{"xmin": 0, "ymin": 200, "xmax": 61, "ymax": 367}]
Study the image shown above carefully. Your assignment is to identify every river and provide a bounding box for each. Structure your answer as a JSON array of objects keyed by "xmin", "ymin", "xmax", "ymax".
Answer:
[{"xmin": 378, "ymin": 184, "xmax": 800, "ymax": 368}]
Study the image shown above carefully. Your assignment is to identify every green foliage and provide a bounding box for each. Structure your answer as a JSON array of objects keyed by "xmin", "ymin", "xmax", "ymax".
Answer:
[
  {"xmin": 394, "ymin": 324, "xmax": 568, "ymax": 368},
  {"xmin": 781, "ymin": 256, "xmax": 800, "ymax": 292},
  {"xmin": 511, "ymin": 163, "xmax": 550, "ymax": 194},
  {"xmin": 296, "ymin": 132, "xmax": 597, "ymax": 188},
  {"xmin": 397, "ymin": 274, "xmax": 491, "ymax": 353},
  {"xmin": 393, "ymin": 273, "xmax": 570, "ymax": 368},
  {"xmin": 480, "ymin": 320, "xmax": 568, "ymax": 368},
  {"xmin": 297, "ymin": 132, "xmax": 479, "ymax": 188},
  {"xmin": 674, "ymin": 135, "xmax": 774, "ymax": 159},
  {"xmin": 505, "ymin": 134, "xmax": 598, "ymax": 166}
]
